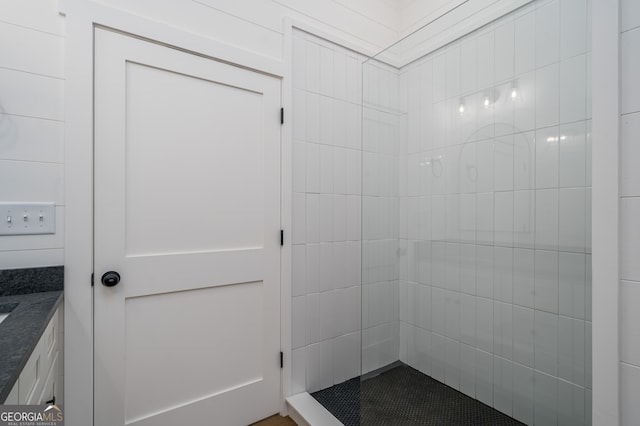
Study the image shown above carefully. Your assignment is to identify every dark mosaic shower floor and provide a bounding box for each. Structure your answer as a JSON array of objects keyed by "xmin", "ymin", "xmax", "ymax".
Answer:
[{"xmin": 311, "ymin": 365, "xmax": 525, "ymax": 426}]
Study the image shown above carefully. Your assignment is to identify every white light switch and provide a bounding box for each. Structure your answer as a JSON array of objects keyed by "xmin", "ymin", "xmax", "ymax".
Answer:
[{"xmin": 0, "ymin": 203, "xmax": 55, "ymax": 235}]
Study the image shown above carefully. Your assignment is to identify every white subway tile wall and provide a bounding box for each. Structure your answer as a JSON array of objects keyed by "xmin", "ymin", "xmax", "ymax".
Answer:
[
  {"xmin": 291, "ymin": 30, "xmax": 367, "ymax": 393},
  {"xmin": 391, "ymin": 1, "xmax": 591, "ymax": 424},
  {"xmin": 0, "ymin": 2, "xmax": 65, "ymax": 269},
  {"xmin": 620, "ymin": 0, "xmax": 640, "ymax": 423}
]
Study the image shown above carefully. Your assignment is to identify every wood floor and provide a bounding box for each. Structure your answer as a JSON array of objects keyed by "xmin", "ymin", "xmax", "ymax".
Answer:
[{"xmin": 249, "ymin": 414, "xmax": 297, "ymax": 426}]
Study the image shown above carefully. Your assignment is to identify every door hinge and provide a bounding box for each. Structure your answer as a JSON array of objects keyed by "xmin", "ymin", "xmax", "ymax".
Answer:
[
  {"xmin": 280, "ymin": 107, "xmax": 284, "ymax": 125},
  {"xmin": 91, "ymin": 273, "xmax": 94, "ymax": 287},
  {"xmin": 280, "ymin": 229, "xmax": 284, "ymax": 246},
  {"xmin": 280, "ymin": 351, "xmax": 284, "ymax": 369}
]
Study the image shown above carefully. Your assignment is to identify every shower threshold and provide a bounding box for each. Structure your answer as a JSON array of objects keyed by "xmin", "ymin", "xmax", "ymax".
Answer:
[{"xmin": 311, "ymin": 363, "xmax": 524, "ymax": 426}]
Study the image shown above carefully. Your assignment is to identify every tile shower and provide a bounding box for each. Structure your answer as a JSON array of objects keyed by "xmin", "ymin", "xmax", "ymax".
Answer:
[{"xmin": 293, "ymin": 0, "xmax": 591, "ymax": 424}]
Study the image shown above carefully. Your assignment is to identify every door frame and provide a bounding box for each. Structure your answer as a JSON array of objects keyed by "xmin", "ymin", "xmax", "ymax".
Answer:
[{"xmin": 61, "ymin": 1, "xmax": 289, "ymax": 424}]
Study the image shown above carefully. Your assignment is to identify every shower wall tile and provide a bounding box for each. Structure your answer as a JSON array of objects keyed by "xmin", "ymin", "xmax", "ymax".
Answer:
[
  {"xmin": 475, "ymin": 349, "xmax": 494, "ymax": 406},
  {"xmin": 476, "ymin": 245, "xmax": 494, "ymax": 298},
  {"xmin": 476, "ymin": 192, "xmax": 495, "ymax": 244},
  {"xmin": 476, "ymin": 297, "xmax": 494, "ymax": 353},
  {"xmin": 559, "ymin": 121, "xmax": 587, "ymax": 188},
  {"xmin": 292, "ymin": 348, "xmax": 306, "ymax": 394},
  {"xmin": 431, "ymin": 332, "xmax": 446, "ymax": 382},
  {"xmin": 621, "ymin": 363, "xmax": 640, "ymax": 426},
  {"xmin": 535, "ymin": 63, "xmax": 560, "ymax": 128},
  {"xmin": 460, "ymin": 293, "xmax": 476, "ymax": 346},
  {"xmin": 461, "ymin": 38, "xmax": 478, "ymax": 95},
  {"xmin": 493, "ymin": 356, "xmax": 513, "ymax": 416},
  {"xmin": 558, "ymin": 252, "xmax": 587, "ymax": 320},
  {"xmin": 293, "ymin": 193, "xmax": 306, "ymax": 244},
  {"xmin": 534, "ymin": 310, "xmax": 559, "ymax": 376},
  {"xmin": 558, "ymin": 316, "xmax": 586, "ymax": 387},
  {"xmin": 621, "ymin": 27, "xmax": 640, "ymax": 115},
  {"xmin": 292, "ymin": 30, "xmax": 375, "ymax": 393},
  {"xmin": 559, "ymin": 188, "xmax": 586, "ymax": 252},
  {"xmin": 494, "ymin": 192, "xmax": 514, "ymax": 247},
  {"xmin": 621, "ymin": 281, "xmax": 640, "ymax": 367},
  {"xmin": 560, "ymin": 54, "xmax": 587, "ymax": 124},
  {"xmin": 494, "ymin": 20, "xmax": 515, "ymax": 83},
  {"xmin": 292, "ymin": 244, "xmax": 306, "ymax": 296},
  {"xmin": 514, "ymin": 190, "xmax": 535, "ymax": 249},
  {"xmin": 293, "ymin": 141, "xmax": 306, "ymax": 192},
  {"xmin": 621, "ymin": 198, "xmax": 640, "ymax": 282},
  {"xmin": 534, "ymin": 249, "xmax": 559, "ymax": 313},
  {"xmin": 493, "ymin": 302, "xmax": 513, "ymax": 359},
  {"xmin": 535, "ymin": 126, "xmax": 559, "ymax": 189},
  {"xmin": 431, "ymin": 287, "xmax": 445, "ymax": 335},
  {"xmin": 535, "ymin": 0, "xmax": 560, "ymax": 68},
  {"xmin": 561, "ymin": 0, "xmax": 588, "ymax": 59},
  {"xmin": 513, "ymin": 305, "xmax": 535, "ymax": 367},
  {"xmin": 445, "ymin": 290, "xmax": 461, "ymax": 340},
  {"xmin": 306, "ymin": 142, "xmax": 320, "ymax": 193},
  {"xmin": 445, "ymin": 338, "xmax": 461, "ymax": 390},
  {"xmin": 293, "ymin": 296, "xmax": 306, "ymax": 349},
  {"xmin": 534, "ymin": 371, "xmax": 558, "ymax": 426},
  {"xmin": 513, "ymin": 248, "xmax": 535, "ymax": 308},
  {"xmin": 305, "ymin": 41, "xmax": 320, "ymax": 93},
  {"xmin": 446, "ymin": 45, "xmax": 461, "ymax": 99},
  {"xmin": 512, "ymin": 363, "xmax": 535, "ymax": 424},
  {"xmin": 477, "ymin": 32, "xmax": 495, "ymax": 90},
  {"xmin": 535, "ymin": 189, "xmax": 559, "ymax": 250},
  {"xmin": 460, "ymin": 343, "xmax": 476, "ymax": 398},
  {"xmin": 515, "ymin": 11, "xmax": 536, "ymax": 75},
  {"xmin": 558, "ymin": 380, "xmax": 586, "ymax": 426},
  {"xmin": 459, "ymin": 244, "xmax": 477, "ymax": 294},
  {"xmin": 621, "ymin": 112, "xmax": 640, "ymax": 197},
  {"xmin": 514, "ymin": 72, "xmax": 536, "ymax": 132},
  {"xmin": 493, "ymin": 247, "xmax": 513, "ymax": 303}
]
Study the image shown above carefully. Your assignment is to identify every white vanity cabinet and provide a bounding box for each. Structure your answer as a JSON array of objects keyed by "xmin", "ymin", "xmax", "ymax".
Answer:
[{"xmin": 3, "ymin": 304, "xmax": 64, "ymax": 405}]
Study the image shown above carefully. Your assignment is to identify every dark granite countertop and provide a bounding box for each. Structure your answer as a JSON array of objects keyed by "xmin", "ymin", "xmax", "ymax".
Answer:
[{"xmin": 0, "ymin": 267, "xmax": 63, "ymax": 403}]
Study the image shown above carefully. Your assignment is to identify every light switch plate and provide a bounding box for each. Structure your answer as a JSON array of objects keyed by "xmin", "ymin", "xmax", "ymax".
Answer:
[{"xmin": 0, "ymin": 203, "xmax": 56, "ymax": 235}]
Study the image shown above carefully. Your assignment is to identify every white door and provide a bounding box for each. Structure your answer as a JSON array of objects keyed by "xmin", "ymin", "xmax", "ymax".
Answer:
[{"xmin": 93, "ymin": 28, "xmax": 282, "ymax": 426}]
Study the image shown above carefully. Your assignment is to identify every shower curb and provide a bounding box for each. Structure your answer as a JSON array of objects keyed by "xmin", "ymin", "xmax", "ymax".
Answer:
[{"xmin": 286, "ymin": 392, "xmax": 344, "ymax": 426}]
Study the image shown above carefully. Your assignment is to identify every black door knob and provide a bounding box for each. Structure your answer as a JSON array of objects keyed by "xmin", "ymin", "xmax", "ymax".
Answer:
[{"xmin": 101, "ymin": 271, "xmax": 121, "ymax": 287}]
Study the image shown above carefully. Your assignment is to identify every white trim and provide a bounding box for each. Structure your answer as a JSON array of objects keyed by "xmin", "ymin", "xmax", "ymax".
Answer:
[
  {"xmin": 279, "ymin": 16, "xmax": 294, "ymax": 417},
  {"xmin": 62, "ymin": 2, "xmax": 95, "ymax": 425},
  {"xmin": 591, "ymin": 0, "xmax": 620, "ymax": 424},
  {"xmin": 59, "ymin": 0, "xmax": 285, "ymax": 78},
  {"xmin": 285, "ymin": 17, "xmax": 380, "ymax": 59}
]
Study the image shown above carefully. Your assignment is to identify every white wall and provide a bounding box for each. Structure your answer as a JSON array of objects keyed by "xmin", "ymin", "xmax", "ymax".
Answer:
[
  {"xmin": 290, "ymin": 30, "xmax": 365, "ymax": 394},
  {"xmin": 396, "ymin": 1, "xmax": 592, "ymax": 424},
  {"xmin": 0, "ymin": 0, "xmax": 65, "ymax": 270},
  {"xmin": 619, "ymin": 0, "xmax": 640, "ymax": 423}
]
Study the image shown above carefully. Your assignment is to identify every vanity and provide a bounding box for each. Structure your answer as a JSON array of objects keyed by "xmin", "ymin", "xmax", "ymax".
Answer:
[{"xmin": 0, "ymin": 267, "xmax": 63, "ymax": 405}]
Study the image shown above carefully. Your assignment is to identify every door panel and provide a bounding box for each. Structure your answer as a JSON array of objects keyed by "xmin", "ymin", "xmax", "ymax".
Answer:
[
  {"xmin": 124, "ymin": 62, "xmax": 265, "ymax": 256},
  {"xmin": 94, "ymin": 28, "xmax": 281, "ymax": 426}
]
